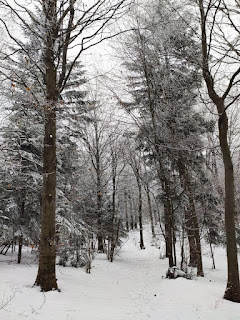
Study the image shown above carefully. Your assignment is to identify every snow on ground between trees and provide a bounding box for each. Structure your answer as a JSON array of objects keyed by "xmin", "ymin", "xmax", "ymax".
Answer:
[{"xmin": 0, "ymin": 227, "xmax": 240, "ymax": 320}]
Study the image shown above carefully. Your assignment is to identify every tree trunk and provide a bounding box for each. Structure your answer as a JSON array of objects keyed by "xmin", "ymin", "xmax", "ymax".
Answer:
[
  {"xmin": 173, "ymin": 229, "xmax": 177, "ymax": 267},
  {"xmin": 193, "ymin": 215, "xmax": 204, "ymax": 277},
  {"xmin": 18, "ymin": 201, "xmax": 24, "ymax": 264},
  {"xmin": 124, "ymin": 189, "xmax": 129, "ymax": 232},
  {"xmin": 97, "ymin": 188, "xmax": 104, "ymax": 253},
  {"xmin": 129, "ymin": 192, "xmax": 134, "ymax": 230},
  {"xmin": 95, "ymin": 124, "xmax": 104, "ymax": 253},
  {"xmin": 208, "ymin": 230, "xmax": 216, "ymax": 270},
  {"xmin": 188, "ymin": 191, "xmax": 204, "ymax": 276},
  {"xmin": 35, "ymin": 0, "xmax": 58, "ymax": 291},
  {"xmin": 17, "ymin": 235, "xmax": 23, "ymax": 264},
  {"xmin": 185, "ymin": 209, "xmax": 198, "ymax": 268},
  {"xmin": 180, "ymin": 223, "xmax": 185, "ymax": 271},
  {"xmin": 109, "ymin": 168, "xmax": 117, "ymax": 261},
  {"xmin": 110, "ymin": 219, "xmax": 121, "ymax": 262},
  {"xmin": 146, "ymin": 184, "xmax": 155, "ymax": 238},
  {"xmin": 96, "ymin": 167, "xmax": 103, "ymax": 252},
  {"xmin": 166, "ymin": 199, "xmax": 174, "ymax": 267},
  {"xmin": 178, "ymin": 161, "xmax": 204, "ymax": 276},
  {"xmin": 164, "ymin": 206, "xmax": 169, "ymax": 259},
  {"xmin": 137, "ymin": 181, "xmax": 145, "ymax": 249},
  {"xmin": 219, "ymin": 112, "xmax": 240, "ymax": 301},
  {"xmin": 35, "ymin": 110, "xmax": 58, "ymax": 291}
]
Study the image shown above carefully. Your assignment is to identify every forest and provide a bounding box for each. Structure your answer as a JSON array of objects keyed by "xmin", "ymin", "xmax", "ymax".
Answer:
[{"xmin": 0, "ymin": 0, "xmax": 240, "ymax": 319}]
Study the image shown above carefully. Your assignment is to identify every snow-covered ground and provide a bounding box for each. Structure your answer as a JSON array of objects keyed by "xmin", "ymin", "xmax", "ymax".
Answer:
[{"xmin": 1, "ymin": 228, "xmax": 240, "ymax": 320}]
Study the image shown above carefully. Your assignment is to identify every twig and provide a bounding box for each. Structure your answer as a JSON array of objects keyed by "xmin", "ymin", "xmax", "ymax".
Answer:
[
  {"xmin": 39, "ymin": 291, "xmax": 46, "ymax": 310},
  {"xmin": 0, "ymin": 289, "xmax": 16, "ymax": 310}
]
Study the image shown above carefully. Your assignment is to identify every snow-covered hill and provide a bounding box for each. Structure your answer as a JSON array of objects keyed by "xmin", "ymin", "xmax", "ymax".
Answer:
[{"xmin": 0, "ymin": 227, "xmax": 240, "ymax": 320}]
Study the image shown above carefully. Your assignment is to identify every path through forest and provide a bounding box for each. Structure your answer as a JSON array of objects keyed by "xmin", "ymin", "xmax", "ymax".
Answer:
[{"xmin": 0, "ymin": 228, "xmax": 240, "ymax": 319}]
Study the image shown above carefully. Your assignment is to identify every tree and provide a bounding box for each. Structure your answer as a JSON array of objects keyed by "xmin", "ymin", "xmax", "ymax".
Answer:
[
  {"xmin": 124, "ymin": 140, "xmax": 145, "ymax": 249},
  {"xmin": 80, "ymin": 103, "xmax": 117, "ymax": 252},
  {"xmin": 0, "ymin": 0, "xmax": 132, "ymax": 291},
  {"xmin": 118, "ymin": 0, "xmax": 206, "ymax": 270},
  {"xmin": 196, "ymin": 0, "xmax": 240, "ymax": 302},
  {"xmin": 1, "ymin": 107, "xmax": 43, "ymax": 263},
  {"xmin": 142, "ymin": 165, "xmax": 156, "ymax": 239},
  {"xmin": 108, "ymin": 134, "xmax": 126, "ymax": 261}
]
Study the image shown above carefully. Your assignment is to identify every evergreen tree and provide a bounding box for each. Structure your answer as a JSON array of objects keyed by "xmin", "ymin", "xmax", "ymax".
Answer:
[{"xmin": 119, "ymin": 0, "xmax": 213, "ymax": 274}]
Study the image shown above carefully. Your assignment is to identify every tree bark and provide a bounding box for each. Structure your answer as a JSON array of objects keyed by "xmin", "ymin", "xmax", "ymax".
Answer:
[
  {"xmin": 35, "ymin": 109, "xmax": 58, "ymax": 291},
  {"xmin": 35, "ymin": 0, "xmax": 58, "ymax": 291},
  {"xmin": 220, "ymin": 112, "xmax": 240, "ymax": 301},
  {"xmin": 124, "ymin": 189, "xmax": 129, "ymax": 232},
  {"xmin": 97, "ymin": 186, "xmax": 104, "ymax": 252},
  {"xmin": 109, "ymin": 165, "xmax": 117, "ymax": 261},
  {"xmin": 129, "ymin": 192, "xmax": 134, "ymax": 230},
  {"xmin": 185, "ymin": 208, "xmax": 198, "ymax": 268},
  {"xmin": 95, "ymin": 122, "xmax": 104, "ymax": 253},
  {"xmin": 110, "ymin": 219, "xmax": 121, "ymax": 262},
  {"xmin": 180, "ymin": 222, "xmax": 185, "ymax": 271},
  {"xmin": 145, "ymin": 184, "xmax": 155, "ymax": 238},
  {"xmin": 17, "ymin": 235, "xmax": 23, "ymax": 264},
  {"xmin": 165, "ymin": 199, "xmax": 174, "ymax": 267},
  {"xmin": 177, "ymin": 160, "xmax": 204, "ymax": 276},
  {"xmin": 17, "ymin": 201, "xmax": 24, "ymax": 264},
  {"xmin": 137, "ymin": 180, "xmax": 145, "ymax": 249}
]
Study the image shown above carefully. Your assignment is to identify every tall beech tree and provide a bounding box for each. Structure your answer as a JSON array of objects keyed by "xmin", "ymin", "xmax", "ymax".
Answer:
[
  {"xmin": 197, "ymin": 0, "xmax": 240, "ymax": 302},
  {"xmin": 0, "ymin": 0, "xmax": 131, "ymax": 291}
]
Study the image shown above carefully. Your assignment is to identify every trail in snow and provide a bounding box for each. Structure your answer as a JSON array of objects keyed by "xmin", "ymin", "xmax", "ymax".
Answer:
[{"xmin": 0, "ymin": 227, "xmax": 240, "ymax": 320}]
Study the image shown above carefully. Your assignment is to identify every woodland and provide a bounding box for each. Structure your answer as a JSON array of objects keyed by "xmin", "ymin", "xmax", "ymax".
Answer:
[{"xmin": 0, "ymin": 0, "xmax": 240, "ymax": 317}]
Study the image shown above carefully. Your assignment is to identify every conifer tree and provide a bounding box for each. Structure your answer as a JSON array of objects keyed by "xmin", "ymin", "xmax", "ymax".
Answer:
[{"xmin": 119, "ymin": 0, "xmax": 208, "ymax": 272}]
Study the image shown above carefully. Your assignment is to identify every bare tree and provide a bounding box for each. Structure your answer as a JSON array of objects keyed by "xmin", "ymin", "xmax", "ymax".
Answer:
[
  {"xmin": 197, "ymin": 0, "xmax": 240, "ymax": 302},
  {"xmin": 125, "ymin": 140, "xmax": 145, "ymax": 249},
  {"xmin": 108, "ymin": 135, "xmax": 125, "ymax": 262},
  {"xmin": 81, "ymin": 104, "xmax": 120, "ymax": 253},
  {"xmin": 0, "ymin": 0, "xmax": 132, "ymax": 291}
]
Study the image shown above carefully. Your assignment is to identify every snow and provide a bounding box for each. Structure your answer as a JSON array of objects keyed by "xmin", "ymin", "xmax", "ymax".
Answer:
[{"xmin": 1, "ymin": 228, "xmax": 240, "ymax": 320}]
